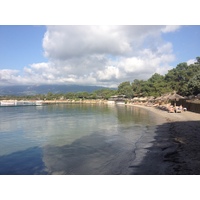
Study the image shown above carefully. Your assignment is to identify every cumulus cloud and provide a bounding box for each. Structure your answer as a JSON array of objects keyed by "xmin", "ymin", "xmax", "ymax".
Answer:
[
  {"xmin": 0, "ymin": 69, "xmax": 21, "ymax": 85},
  {"xmin": 187, "ymin": 59, "xmax": 196, "ymax": 65},
  {"xmin": 0, "ymin": 25, "xmax": 178, "ymax": 87},
  {"xmin": 42, "ymin": 26, "xmax": 132, "ymax": 59},
  {"xmin": 161, "ymin": 25, "xmax": 181, "ymax": 33}
]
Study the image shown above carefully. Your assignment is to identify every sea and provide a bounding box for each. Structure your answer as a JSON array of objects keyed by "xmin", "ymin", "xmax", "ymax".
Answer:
[{"xmin": 0, "ymin": 104, "xmax": 159, "ymax": 175}]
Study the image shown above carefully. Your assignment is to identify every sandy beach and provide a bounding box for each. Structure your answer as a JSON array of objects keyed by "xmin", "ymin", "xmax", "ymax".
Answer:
[{"xmin": 126, "ymin": 104, "xmax": 200, "ymax": 175}]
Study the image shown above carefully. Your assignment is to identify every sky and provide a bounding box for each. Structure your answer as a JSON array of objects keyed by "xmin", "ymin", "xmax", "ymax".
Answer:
[{"xmin": 0, "ymin": 25, "xmax": 200, "ymax": 87}]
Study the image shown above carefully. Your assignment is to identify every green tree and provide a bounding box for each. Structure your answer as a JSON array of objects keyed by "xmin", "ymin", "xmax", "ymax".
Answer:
[
  {"xmin": 46, "ymin": 92, "xmax": 55, "ymax": 100},
  {"xmin": 132, "ymin": 79, "xmax": 144, "ymax": 96},
  {"xmin": 76, "ymin": 91, "xmax": 89, "ymax": 99},
  {"xmin": 93, "ymin": 89, "xmax": 117, "ymax": 99},
  {"xmin": 164, "ymin": 61, "xmax": 200, "ymax": 95},
  {"xmin": 65, "ymin": 92, "xmax": 76, "ymax": 99},
  {"xmin": 195, "ymin": 57, "xmax": 200, "ymax": 64},
  {"xmin": 118, "ymin": 81, "xmax": 133, "ymax": 98},
  {"xmin": 188, "ymin": 72, "xmax": 200, "ymax": 95},
  {"xmin": 146, "ymin": 73, "xmax": 170, "ymax": 96}
]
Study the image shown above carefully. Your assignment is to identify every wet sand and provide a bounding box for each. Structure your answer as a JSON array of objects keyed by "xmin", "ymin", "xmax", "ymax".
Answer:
[{"xmin": 127, "ymin": 104, "xmax": 200, "ymax": 175}]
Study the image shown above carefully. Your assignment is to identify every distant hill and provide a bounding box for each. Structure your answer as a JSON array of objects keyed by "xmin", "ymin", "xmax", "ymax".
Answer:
[{"xmin": 0, "ymin": 85, "xmax": 116, "ymax": 96}]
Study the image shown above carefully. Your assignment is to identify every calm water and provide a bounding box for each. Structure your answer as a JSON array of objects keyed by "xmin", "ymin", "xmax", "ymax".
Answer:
[{"xmin": 0, "ymin": 104, "xmax": 158, "ymax": 175}]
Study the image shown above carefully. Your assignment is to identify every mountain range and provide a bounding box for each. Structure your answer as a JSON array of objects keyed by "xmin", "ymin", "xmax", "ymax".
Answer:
[{"xmin": 0, "ymin": 85, "xmax": 116, "ymax": 96}]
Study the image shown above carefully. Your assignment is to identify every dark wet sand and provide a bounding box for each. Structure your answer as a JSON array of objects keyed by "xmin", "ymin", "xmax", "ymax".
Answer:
[{"xmin": 127, "ymin": 104, "xmax": 200, "ymax": 175}]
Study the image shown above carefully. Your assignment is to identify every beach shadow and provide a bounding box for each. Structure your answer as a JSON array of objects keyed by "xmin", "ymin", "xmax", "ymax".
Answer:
[
  {"xmin": 42, "ymin": 132, "xmax": 135, "ymax": 175},
  {"xmin": 130, "ymin": 120, "xmax": 200, "ymax": 175},
  {"xmin": 0, "ymin": 146, "xmax": 47, "ymax": 175}
]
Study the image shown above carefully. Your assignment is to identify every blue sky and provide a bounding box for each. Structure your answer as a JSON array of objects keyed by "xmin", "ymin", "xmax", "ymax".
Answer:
[
  {"xmin": 0, "ymin": 25, "xmax": 200, "ymax": 87},
  {"xmin": 0, "ymin": 26, "xmax": 47, "ymax": 70},
  {"xmin": 162, "ymin": 25, "xmax": 200, "ymax": 65}
]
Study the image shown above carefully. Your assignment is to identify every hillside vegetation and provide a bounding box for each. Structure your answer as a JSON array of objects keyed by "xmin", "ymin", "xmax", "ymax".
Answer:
[{"xmin": 118, "ymin": 57, "xmax": 200, "ymax": 98}]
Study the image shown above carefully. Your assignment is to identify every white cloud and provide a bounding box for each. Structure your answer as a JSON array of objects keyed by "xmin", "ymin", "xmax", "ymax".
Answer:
[
  {"xmin": 42, "ymin": 26, "xmax": 132, "ymax": 60},
  {"xmin": 187, "ymin": 59, "xmax": 196, "ymax": 65},
  {"xmin": 161, "ymin": 25, "xmax": 181, "ymax": 33},
  {"xmin": 0, "ymin": 69, "xmax": 20, "ymax": 85},
  {"xmin": 0, "ymin": 25, "xmax": 178, "ymax": 87},
  {"xmin": 96, "ymin": 66, "xmax": 120, "ymax": 81}
]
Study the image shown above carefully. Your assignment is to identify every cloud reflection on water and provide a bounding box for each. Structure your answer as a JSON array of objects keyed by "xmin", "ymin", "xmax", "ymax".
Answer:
[{"xmin": 0, "ymin": 104, "xmax": 159, "ymax": 174}]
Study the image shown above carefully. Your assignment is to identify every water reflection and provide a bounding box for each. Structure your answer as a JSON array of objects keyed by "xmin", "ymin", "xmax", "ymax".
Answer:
[
  {"xmin": 0, "ymin": 104, "xmax": 158, "ymax": 175},
  {"xmin": 116, "ymin": 105, "xmax": 157, "ymax": 125},
  {"xmin": 0, "ymin": 147, "xmax": 47, "ymax": 175}
]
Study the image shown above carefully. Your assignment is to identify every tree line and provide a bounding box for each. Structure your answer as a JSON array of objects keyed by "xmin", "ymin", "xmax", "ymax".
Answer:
[
  {"xmin": 118, "ymin": 57, "xmax": 200, "ymax": 98},
  {"xmin": 1, "ymin": 57, "xmax": 200, "ymax": 101},
  {"xmin": 0, "ymin": 88, "xmax": 118, "ymax": 101}
]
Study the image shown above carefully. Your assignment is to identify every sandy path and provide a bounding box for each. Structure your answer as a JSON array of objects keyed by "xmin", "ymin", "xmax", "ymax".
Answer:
[{"xmin": 126, "ymin": 104, "xmax": 200, "ymax": 175}]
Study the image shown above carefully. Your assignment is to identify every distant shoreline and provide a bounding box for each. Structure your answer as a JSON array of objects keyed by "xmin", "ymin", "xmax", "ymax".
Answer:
[{"xmin": 43, "ymin": 99, "xmax": 108, "ymax": 104}]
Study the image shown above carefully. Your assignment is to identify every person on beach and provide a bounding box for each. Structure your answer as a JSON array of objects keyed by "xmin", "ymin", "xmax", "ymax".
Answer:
[
  {"xmin": 175, "ymin": 106, "xmax": 182, "ymax": 113},
  {"xmin": 168, "ymin": 105, "xmax": 174, "ymax": 113}
]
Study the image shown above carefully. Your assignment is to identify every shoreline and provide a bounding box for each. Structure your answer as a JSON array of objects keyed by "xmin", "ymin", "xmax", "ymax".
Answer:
[
  {"xmin": 126, "ymin": 103, "xmax": 200, "ymax": 123},
  {"xmin": 126, "ymin": 103, "xmax": 200, "ymax": 174},
  {"xmin": 42, "ymin": 99, "xmax": 200, "ymax": 122}
]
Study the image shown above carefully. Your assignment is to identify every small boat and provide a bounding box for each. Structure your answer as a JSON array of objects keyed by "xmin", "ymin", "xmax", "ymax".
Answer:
[
  {"xmin": 0, "ymin": 100, "xmax": 17, "ymax": 106},
  {"xmin": 17, "ymin": 101, "xmax": 35, "ymax": 106},
  {"xmin": 35, "ymin": 100, "xmax": 43, "ymax": 106}
]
